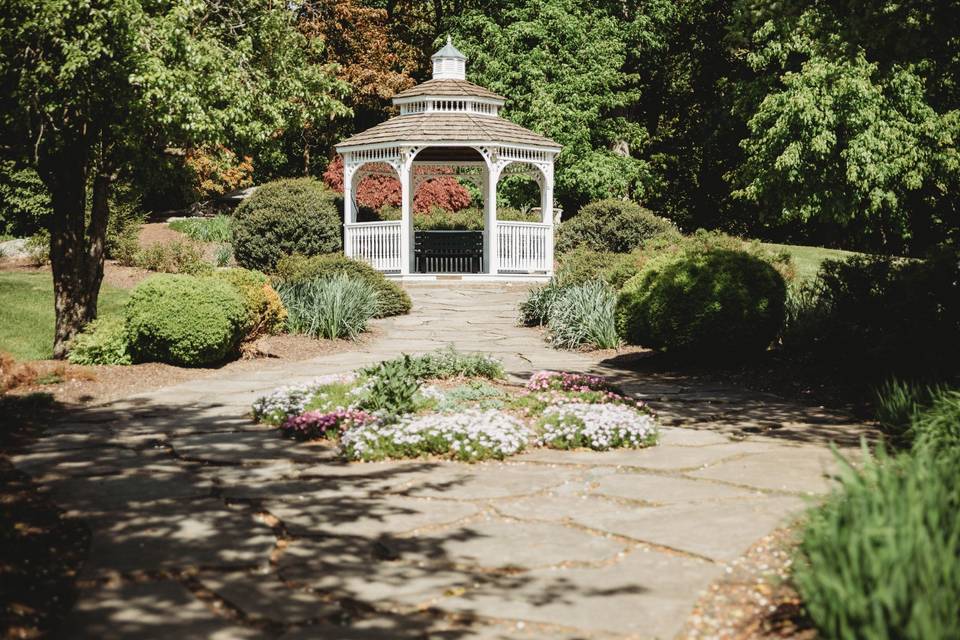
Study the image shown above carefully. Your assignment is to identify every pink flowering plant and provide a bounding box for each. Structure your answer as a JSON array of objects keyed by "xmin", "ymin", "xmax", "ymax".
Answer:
[
  {"xmin": 281, "ymin": 409, "xmax": 376, "ymax": 440},
  {"xmin": 525, "ymin": 371, "xmax": 619, "ymax": 394}
]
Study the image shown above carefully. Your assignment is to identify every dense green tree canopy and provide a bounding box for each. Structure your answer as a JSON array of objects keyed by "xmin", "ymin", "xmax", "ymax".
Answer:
[
  {"xmin": 0, "ymin": 0, "xmax": 349, "ymax": 355},
  {"xmin": 450, "ymin": 0, "xmax": 658, "ymax": 210}
]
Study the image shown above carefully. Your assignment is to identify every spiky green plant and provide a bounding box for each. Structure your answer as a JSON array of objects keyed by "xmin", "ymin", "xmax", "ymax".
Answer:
[
  {"xmin": 277, "ymin": 274, "xmax": 377, "ymax": 340},
  {"xmin": 547, "ymin": 280, "xmax": 620, "ymax": 350}
]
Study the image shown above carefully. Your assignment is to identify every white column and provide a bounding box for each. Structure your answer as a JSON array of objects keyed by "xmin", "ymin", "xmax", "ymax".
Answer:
[
  {"xmin": 484, "ymin": 165, "xmax": 500, "ymax": 274},
  {"xmin": 542, "ymin": 162, "xmax": 555, "ymax": 274},
  {"xmin": 342, "ymin": 154, "xmax": 354, "ymax": 258},
  {"xmin": 399, "ymin": 162, "xmax": 412, "ymax": 275}
]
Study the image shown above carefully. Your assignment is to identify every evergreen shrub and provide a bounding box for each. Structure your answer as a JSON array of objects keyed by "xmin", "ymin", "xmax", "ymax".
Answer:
[
  {"xmin": 555, "ymin": 198, "xmax": 680, "ymax": 254},
  {"xmin": 232, "ymin": 178, "xmax": 341, "ymax": 271},
  {"xmin": 125, "ymin": 274, "xmax": 248, "ymax": 366},
  {"xmin": 616, "ymin": 248, "xmax": 786, "ymax": 357}
]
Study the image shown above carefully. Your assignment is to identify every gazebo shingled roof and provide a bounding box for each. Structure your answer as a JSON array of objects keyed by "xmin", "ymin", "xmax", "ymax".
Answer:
[{"xmin": 336, "ymin": 112, "xmax": 560, "ymax": 149}]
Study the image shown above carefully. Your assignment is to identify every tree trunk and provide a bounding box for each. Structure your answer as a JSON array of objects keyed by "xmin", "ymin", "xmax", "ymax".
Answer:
[{"xmin": 44, "ymin": 150, "xmax": 109, "ymax": 359}]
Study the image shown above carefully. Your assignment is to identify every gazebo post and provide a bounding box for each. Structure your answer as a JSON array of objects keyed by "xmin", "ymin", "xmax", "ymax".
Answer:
[
  {"xmin": 484, "ymin": 164, "xmax": 500, "ymax": 274},
  {"xmin": 399, "ymin": 161, "xmax": 412, "ymax": 275},
  {"xmin": 541, "ymin": 161, "xmax": 555, "ymax": 274},
  {"xmin": 342, "ymin": 154, "xmax": 354, "ymax": 258}
]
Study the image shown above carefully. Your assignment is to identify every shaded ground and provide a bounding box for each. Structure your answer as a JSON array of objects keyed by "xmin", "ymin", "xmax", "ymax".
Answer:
[{"xmin": 4, "ymin": 285, "xmax": 873, "ymax": 639}]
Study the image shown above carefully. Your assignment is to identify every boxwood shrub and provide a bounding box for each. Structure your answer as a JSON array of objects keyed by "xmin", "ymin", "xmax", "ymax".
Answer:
[
  {"xmin": 274, "ymin": 253, "xmax": 411, "ymax": 318},
  {"xmin": 555, "ymin": 199, "xmax": 680, "ymax": 254},
  {"xmin": 125, "ymin": 274, "xmax": 248, "ymax": 366},
  {"xmin": 232, "ymin": 178, "xmax": 341, "ymax": 272},
  {"xmin": 616, "ymin": 248, "xmax": 786, "ymax": 357},
  {"xmin": 212, "ymin": 268, "xmax": 287, "ymax": 338}
]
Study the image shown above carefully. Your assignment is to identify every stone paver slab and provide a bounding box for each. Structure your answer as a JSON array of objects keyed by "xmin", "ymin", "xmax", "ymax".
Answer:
[
  {"xmin": 266, "ymin": 495, "xmax": 479, "ymax": 537},
  {"xmin": 65, "ymin": 579, "xmax": 260, "ymax": 640},
  {"xmin": 84, "ymin": 499, "xmax": 276, "ymax": 573},
  {"xmin": 688, "ymin": 446, "xmax": 842, "ymax": 494}
]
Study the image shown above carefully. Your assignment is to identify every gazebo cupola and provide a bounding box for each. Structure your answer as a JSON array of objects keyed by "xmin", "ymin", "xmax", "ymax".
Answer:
[
  {"xmin": 431, "ymin": 36, "xmax": 467, "ymax": 80},
  {"xmin": 335, "ymin": 38, "xmax": 561, "ymax": 279}
]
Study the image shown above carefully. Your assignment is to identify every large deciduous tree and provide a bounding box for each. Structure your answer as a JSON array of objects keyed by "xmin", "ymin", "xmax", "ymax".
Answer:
[
  {"xmin": 727, "ymin": 0, "xmax": 960, "ymax": 252},
  {"xmin": 0, "ymin": 0, "xmax": 349, "ymax": 357}
]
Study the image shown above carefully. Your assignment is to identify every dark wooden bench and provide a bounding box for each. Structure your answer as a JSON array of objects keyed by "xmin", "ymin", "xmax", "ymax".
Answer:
[{"xmin": 414, "ymin": 230, "xmax": 483, "ymax": 273}]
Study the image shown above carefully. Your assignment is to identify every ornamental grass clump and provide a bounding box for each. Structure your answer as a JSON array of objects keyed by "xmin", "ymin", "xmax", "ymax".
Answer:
[
  {"xmin": 340, "ymin": 410, "xmax": 532, "ymax": 462},
  {"xmin": 278, "ymin": 274, "xmax": 377, "ymax": 340},
  {"xmin": 538, "ymin": 402, "xmax": 658, "ymax": 450},
  {"xmin": 794, "ymin": 445, "xmax": 960, "ymax": 640},
  {"xmin": 547, "ymin": 280, "xmax": 621, "ymax": 350}
]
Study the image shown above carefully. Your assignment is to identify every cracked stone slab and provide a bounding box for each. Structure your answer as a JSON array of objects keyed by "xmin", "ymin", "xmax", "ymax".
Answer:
[
  {"xmin": 568, "ymin": 495, "xmax": 808, "ymax": 562},
  {"xmin": 515, "ymin": 441, "xmax": 777, "ymax": 471},
  {"xmin": 432, "ymin": 547, "xmax": 722, "ymax": 639},
  {"xmin": 397, "ymin": 463, "xmax": 578, "ymax": 501},
  {"xmin": 688, "ymin": 446, "xmax": 843, "ymax": 494},
  {"xmin": 265, "ymin": 495, "xmax": 480, "ymax": 537},
  {"xmin": 588, "ymin": 472, "xmax": 761, "ymax": 505},
  {"xmin": 48, "ymin": 471, "xmax": 214, "ymax": 516},
  {"xmin": 170, "ymin": 430, "xmax": 335, "ymax": 465},
  {"xmin": 65, "ymin": 579, "xmax": 261, "ymax": 640},
  {"xmin": 198, "ymin": 570, "xmax": 341, "ymax": 623},
  {"xmin": 11, "ymin": 446, "xmax": 149, "ymax": 481},
  {"xmin": 393, "ymin": 519, "xmax": 628, "ymax": 570},
  {"xmin": 83, "ymin": 499, "xmax": 276, "ymax": 573}
]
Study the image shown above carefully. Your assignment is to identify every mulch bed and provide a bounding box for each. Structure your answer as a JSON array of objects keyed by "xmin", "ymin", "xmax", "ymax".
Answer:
[{"xmin": 682, "ymin": 526, "xmax": 816, "ymax": 639}]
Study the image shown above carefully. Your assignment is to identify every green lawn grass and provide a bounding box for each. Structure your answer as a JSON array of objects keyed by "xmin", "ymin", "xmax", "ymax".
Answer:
[
  {"xmin": 761, "ymin": 242, "xmax": 860, "ymax": 282},
  {"xmin": 0, "ymin": 271, "xmax": 129, "ymax": 361}
]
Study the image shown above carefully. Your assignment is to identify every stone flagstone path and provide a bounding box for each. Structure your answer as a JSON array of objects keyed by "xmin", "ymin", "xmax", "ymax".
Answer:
[{"xmin": 10, "ymin": 284, "xmax": 874, "ymax": 639}]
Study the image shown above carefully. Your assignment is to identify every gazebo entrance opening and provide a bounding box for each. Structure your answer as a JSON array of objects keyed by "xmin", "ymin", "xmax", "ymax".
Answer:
[{"xmin": 335, "ymin": 38, "xmax": 560, "ymax": 279}]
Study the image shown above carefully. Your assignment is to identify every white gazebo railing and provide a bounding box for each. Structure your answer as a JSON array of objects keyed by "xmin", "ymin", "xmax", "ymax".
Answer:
[
  {"xmin": 496, "ymin": 221, "xmax": 552, "ymax": 273},
  {"xmin": 345, "ymin": 221, "xmax": 402, "ymax": 272}
]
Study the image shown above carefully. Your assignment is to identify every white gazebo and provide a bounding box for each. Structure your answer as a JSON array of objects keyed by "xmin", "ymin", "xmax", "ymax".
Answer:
[{"xmin": 335, "ymin": 38, "xmax": 561, "ymax": 279}]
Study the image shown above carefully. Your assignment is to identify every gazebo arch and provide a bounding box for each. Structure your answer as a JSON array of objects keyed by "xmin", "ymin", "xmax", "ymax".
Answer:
[{"xmin": 335, "ymin": 38, "xmax": 561, "ymax": 279}]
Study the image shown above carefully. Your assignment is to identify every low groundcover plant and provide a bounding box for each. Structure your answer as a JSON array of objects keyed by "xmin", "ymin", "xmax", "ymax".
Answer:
[
  {"xmin": 538, "ymin": 402, "xmax": 658, "ymax": 450},
  {"xmin": 250, "ymin": 351, "xmax": 659, "ymax": 462},
  {"xmin": 340, "ymin": 410, "xmax": 531, "ymax": 462}
]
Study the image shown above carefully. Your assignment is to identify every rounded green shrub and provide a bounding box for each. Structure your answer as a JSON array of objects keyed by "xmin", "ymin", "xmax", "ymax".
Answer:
[
  {"xmin": 125, "ymin": 274, "xmax": 248, "ymax": 366},
  {"xmin": 555, "ymin": 199, "xmax": 680, "ymax": 254},
  {"xmin": 616, "ymin": 248, "xmax": 786, "ymax": 357},
  {"xmin": 232, "ymin": 178, "xmax": 341, "ymax": 272},
  {"xmin": 212, "ymin": 268, "xmax": 287, "ymax": 338},
  {"xmin": 274, "ymin": 253, "xmax": 411, "ymax": 318}
]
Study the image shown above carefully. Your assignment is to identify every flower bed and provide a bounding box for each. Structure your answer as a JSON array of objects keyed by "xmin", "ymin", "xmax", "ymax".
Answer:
[{"xmin": 250, "ymin": 353, "xmax": 658, "ymax": 462}]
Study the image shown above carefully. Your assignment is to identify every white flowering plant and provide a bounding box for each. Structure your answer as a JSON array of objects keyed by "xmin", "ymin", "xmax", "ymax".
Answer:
[
  {"xmin": 252, "ymin": 373, "xmax": 357, "ymax": 426},
  {"xmin": 537, "ymin": 402, "xmax": 658, "ymax": 450},
  {"xmin": 340, "ymin": 410, "xmax": 532, "ymax": 462}
]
